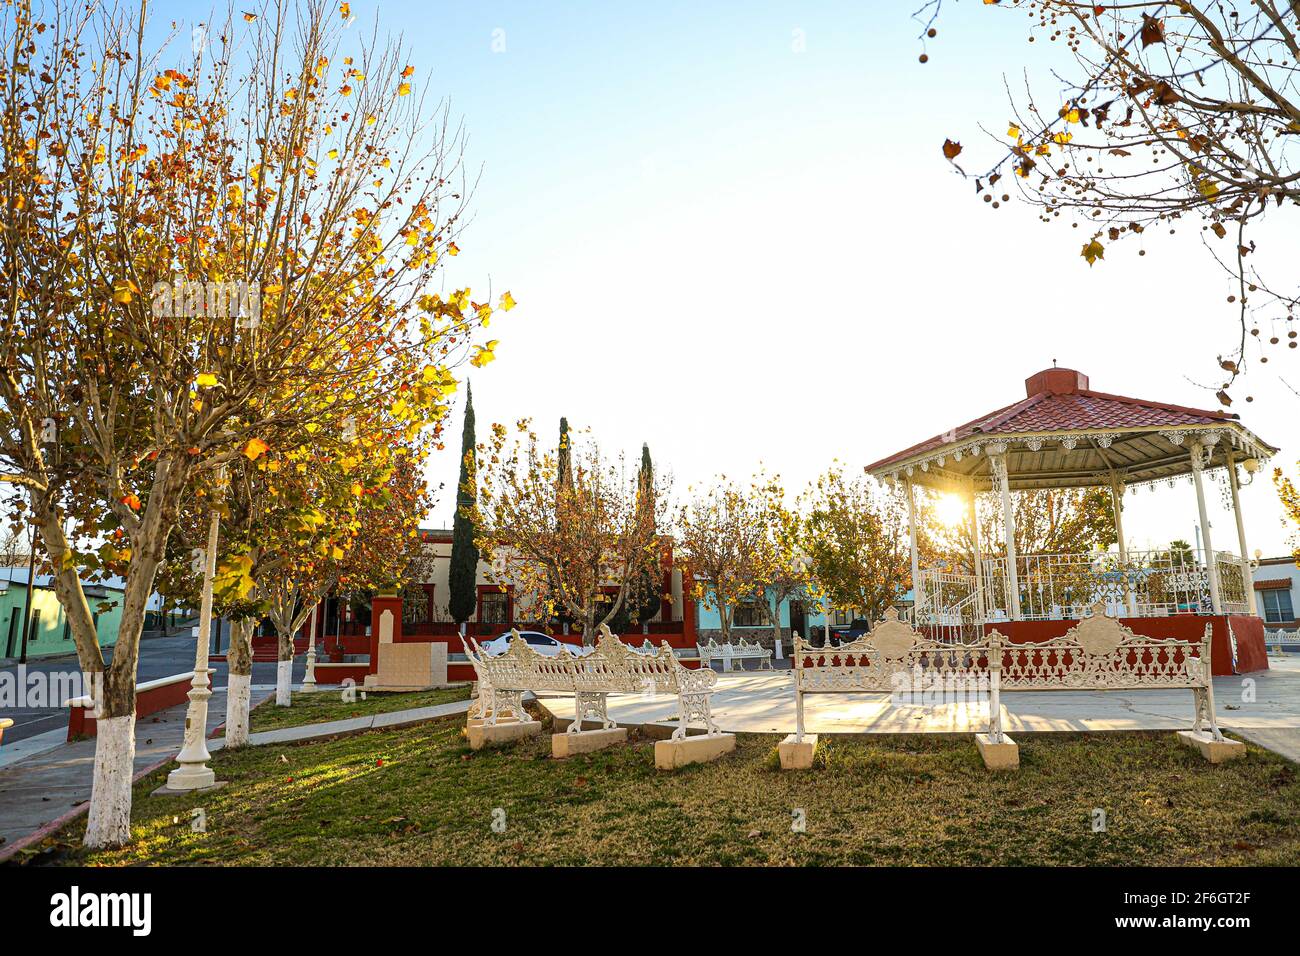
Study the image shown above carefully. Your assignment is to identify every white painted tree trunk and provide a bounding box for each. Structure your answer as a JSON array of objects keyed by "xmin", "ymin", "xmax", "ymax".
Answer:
[
  {"xmin": 276, "ymin": 659, "xmax": 292, "ymax": 706},
  {"xmin": 225, "ymin": 673, "xmax": 252, "ymax": 747},
  {"xmin": 83, "ymin": 714, "xmax": 136, "ymax": 849}
]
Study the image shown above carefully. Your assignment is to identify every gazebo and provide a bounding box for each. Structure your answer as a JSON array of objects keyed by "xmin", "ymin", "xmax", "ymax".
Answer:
[{"xmin": 865, "ymin": 366, "xmax": 1277, "ymax": 675}]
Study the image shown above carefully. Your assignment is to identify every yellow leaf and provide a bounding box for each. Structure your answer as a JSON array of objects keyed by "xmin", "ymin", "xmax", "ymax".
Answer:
[
  {"xmin": 1052, "ymin": 131, "xmax": 1073, "ymax": 145},
  {"xmin": 1081, "ymin": 239, "xmax": 1105, "ymax": 266},
  {"xmin": 196, "ymin": 373, "xmax": 218, "ymax": 387},
  {"xmin": 398, "ymin": 82, "xmax": 411, "ymax": 96},
  {"xmin": 1007, "ymin": 123, "xmax": 1020, "ymax": 138},
  {"xmin": 243, "ymin": 437, "xmax": 269, "ymax": 460},
  {"xmin": 499, "ymin": 291, "xmax": 516, "ymax": 311}
]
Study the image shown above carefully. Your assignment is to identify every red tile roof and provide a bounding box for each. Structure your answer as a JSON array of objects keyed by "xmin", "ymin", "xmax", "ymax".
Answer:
[
  {"xmin": 865, "ymin": 367, "xmax": 1254, "ymax": 473},
  {"xmin": 1254, "ymin": 578, "xmax": 1293, "ymax": 590}
]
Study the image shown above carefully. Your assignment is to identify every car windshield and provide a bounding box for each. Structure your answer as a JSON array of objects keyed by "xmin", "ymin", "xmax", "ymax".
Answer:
[{"xmin": 524, "ymin": 635, "xmax": 552, "ymax": 645}]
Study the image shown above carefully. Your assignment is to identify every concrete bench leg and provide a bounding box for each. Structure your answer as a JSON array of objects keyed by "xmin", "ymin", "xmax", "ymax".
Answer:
[
  {"xmin": 654, "ymin": 733, "xmax": 736, "ymax": 769},
  {"xmin": 552, "ymin": 726, "xmax": 626, "ymax": 757},
  {"xmin": 466, "ymin": 718, "xmax": 541, "ymax": 750},
  {"xmin": 1176, "ymin": 730, "xmax": 1246, "ymax": 764},
  {"xmin": 975, "ymin": 733, "xmax": 1019, "ymax": 770},
  {"xmin": 779, "ymin": 734, "xmax": 817, "ymax": 769}
]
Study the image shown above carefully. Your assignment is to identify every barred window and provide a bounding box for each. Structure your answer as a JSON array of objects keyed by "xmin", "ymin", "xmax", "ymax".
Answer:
[{"xmin": 732, "ymin": 599, "xmax": 769, "ymax": 628}]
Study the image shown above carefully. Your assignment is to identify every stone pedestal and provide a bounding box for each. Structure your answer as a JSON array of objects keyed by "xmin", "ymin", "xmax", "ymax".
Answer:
[
  {"xmin": 654, "ymin": 732, "xmax": 736, "ymax": 770},
  {"xmin": 975, "ymin": 733, "xmax": 1020, "ymax": 770},
  {"xmin": 467, "ymin": 719, "xmax": 541, "ymax": 750},
  {"xmin": 364, "ymin": 641, "xmax": 448, "ymax": 691},
  {"xmin": 1176, "ymin": 730, "xmax": 1247, "ymax": 764},
  {"xmin": 551, "ymin": 727, "xmax": 627, "ymax": 758},
  {"xmin": 778, "ymin": 733, "xmax": 817, "ymax": 770}
]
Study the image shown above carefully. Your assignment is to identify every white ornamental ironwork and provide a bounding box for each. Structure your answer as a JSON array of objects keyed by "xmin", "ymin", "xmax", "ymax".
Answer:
[
  {"xmin": 465, "ymin": 626, "xmax": 723, "ymax": 739},
  {"xmin": 792, "ymin": 603, "xmax": 1221, "ymax": 745},
  {"xmin": 696, "ymin": 637, "xmax": 775, "ymax": 671}
]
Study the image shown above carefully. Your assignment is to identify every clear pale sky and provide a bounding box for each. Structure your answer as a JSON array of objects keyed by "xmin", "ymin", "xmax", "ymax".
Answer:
[{"xmin": 176, "ymin": 1, "xmax": 1300, "ymax": 556}]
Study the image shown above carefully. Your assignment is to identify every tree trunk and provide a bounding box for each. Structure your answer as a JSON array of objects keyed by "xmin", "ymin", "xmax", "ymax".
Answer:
[
  {"xmin": 275, "ymin": 626, "xmax": 294, "ymax": 706},
  {"xmin": 770, "ymin": 597, "xmax": 783, "ymax": 653},
  {"xmin": 225, "ymin": 619, "xmax": 254, "ymax": 747},
  {"xmin": 83, "ymin": 712, "xmax": 136, "ymax": 849}
]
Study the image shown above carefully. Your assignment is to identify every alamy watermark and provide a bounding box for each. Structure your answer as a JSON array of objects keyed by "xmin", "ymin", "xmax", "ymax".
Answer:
[
  {"xmin": 151, "ymin": 279, "xmax": 261, "ymax": 327},
  {"xmin": 0, "ymin": 665, "xmax": 100, "ymax": 709}
]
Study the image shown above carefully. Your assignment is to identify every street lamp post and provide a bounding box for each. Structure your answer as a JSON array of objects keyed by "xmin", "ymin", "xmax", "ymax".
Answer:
[
  {"xmin": 302, "ymin": 602, "xmax": 319, "ymax": 691},
  {"xmin": 165, "ymin": 466, "xmax": 224, "ymax": 792}
]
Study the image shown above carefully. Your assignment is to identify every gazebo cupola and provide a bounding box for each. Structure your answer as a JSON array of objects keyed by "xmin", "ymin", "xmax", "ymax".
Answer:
[{"xmin": 864, "ymin": 365, "xmax": 1277, "ymax": 674}]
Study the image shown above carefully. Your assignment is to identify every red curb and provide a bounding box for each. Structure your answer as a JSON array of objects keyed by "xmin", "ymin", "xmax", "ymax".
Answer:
[{"xmin": 0, "ymin": 751, "xmax": 177, "ymax": 864}]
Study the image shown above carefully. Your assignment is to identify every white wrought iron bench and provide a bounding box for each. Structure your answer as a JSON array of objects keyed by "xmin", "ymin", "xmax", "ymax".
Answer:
[
  {"xmin": 464, "ymin": 626, "xmax": 728, "ymax": 759},
  {"xmin": 1264, "ymin": 628, "xmax": 1300, "ymax": 653},
  {"xmin": 696, "ymin": 637, "xmax": 774, "ymax": 672},
  {"xmin": 783, "ymin": 603, "xmax": 1238, "ymax": 769}
]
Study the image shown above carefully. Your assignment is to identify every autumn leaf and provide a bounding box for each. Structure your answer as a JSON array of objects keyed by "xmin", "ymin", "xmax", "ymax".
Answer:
[
  {"xmin": 242, "ymin": 11, "xmax": 258, "ymax": 22},
  {"xmin": 1211, "ymin": 222, "xmax": 1227, "ymax": 238},
  {"xmin": 397, "ymin": 82, "xmax": 411, "ymax": 96},
  {"xmin": 1007, "ymin": 123, "xmax": 1020, "ymax": 138},
  {"xmin": 121, "ymin": 494, "xmax": 142, "ymax": 511},
  {"xmin": 942, "ymin": 139, "xmax": 962, "ymax": 160},
  {"xmin": 499, "ymin": 291, "xmax": 516, "ymax": 311},
  {"xmin": 1140, "ymin": 14, "xmax": 1165, "ymax": 48},
  {"xmin": 243, "ymin": 437, "xmax": 270, "ymax": 460},
  {"xmin": 1080, "ymin": 239, "xmax": 1105, "ymax": 266},
  {"xmin": 196, "ymin": 373, "xmax": 219, "ymax": 387},
  {"xmin": 470, "ymin": 341, "xmax": 499, "ymax": 368}
]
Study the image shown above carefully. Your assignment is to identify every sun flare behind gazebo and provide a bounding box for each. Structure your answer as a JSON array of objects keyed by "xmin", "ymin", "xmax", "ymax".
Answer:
[{"xmin": 865, "ymin": 366, "xmax": 1277, "ymax": 675}]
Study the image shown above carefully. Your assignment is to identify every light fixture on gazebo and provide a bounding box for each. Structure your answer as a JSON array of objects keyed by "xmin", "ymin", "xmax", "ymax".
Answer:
[{"xmin": 864, "ymin": 366, "xmax": 1277, "ymax": 675}]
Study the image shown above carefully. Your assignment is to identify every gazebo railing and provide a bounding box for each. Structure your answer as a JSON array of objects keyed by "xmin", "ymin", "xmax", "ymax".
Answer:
[{"xmin": 918, "ymin": 548, "xmax": 1249, "ymax": 624}]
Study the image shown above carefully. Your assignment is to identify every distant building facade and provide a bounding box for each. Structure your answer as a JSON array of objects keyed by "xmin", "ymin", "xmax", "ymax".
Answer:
[{"xmin": 1253, "ymin": 556, "xmax": 1299, "ymax": 629}]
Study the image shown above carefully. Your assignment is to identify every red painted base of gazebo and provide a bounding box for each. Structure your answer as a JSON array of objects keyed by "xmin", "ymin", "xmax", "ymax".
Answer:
[{"xmin": 980, "ymin": 615, "xmax": 1268, "ymax": 676}]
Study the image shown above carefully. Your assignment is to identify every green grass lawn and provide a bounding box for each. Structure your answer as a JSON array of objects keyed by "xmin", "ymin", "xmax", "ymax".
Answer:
[
  {"xmin": 247, "ymin": 685, "xmax": 471, "ymax": 733},
  {"xmin": 35, "ymin": 706, "xmax": 1300, "ymax": 866}
]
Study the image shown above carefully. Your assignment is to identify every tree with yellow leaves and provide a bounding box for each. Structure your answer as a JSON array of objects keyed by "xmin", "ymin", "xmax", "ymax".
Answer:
[
  {"xmin": 0, "ymin": 0, "xmax": 511, "ymax": 847},
  {"xmin": 928, "ymin": 0, "xmax": 1300, "ymax": 399},
  {"xmin": 471, "ymin": 423, "xmax": 669, "ymax": 644}
]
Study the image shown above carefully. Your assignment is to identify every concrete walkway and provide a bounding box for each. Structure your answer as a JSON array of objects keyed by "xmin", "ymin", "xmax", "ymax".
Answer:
[
  {"xmin": 235, "ymin": 697, "xmax": 474, "ymax": 747},
  {"xmin": 0, "ymin": 688, "xmax": 240, "ymax": 852}
]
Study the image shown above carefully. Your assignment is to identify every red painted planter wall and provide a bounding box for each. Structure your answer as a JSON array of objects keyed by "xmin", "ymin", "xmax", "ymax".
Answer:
[
  {"xmin": 980, "ymin": 614, "xmax": 1268, "ymax": 676},
  {"xmin": 67, "ymin": 673, "xmax": 196, "ymax": 741}
]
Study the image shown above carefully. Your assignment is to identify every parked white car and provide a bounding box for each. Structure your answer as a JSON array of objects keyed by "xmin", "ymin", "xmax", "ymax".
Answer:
[{"xmin": 482, "ymin": 631, "xmax": 591, "ymax": 657}]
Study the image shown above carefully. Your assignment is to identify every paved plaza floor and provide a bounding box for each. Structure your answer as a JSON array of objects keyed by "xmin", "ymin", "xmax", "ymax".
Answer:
[{"xmin": 539, "ymin": 656, "xmax": 1300, "ymax": 736}]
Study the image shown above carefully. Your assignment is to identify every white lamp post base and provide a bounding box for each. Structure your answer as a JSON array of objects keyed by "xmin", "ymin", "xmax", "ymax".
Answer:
[{"xmin": 164, "ymin": 763, "xmax": 217, "ymax": 791}]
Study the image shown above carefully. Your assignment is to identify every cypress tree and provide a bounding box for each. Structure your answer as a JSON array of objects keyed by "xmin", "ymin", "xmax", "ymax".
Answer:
[
  {"xmin": 448, "ymin": 383, "xmax": 479, "ymax": 625},
  {"xmin": 557, "ymin": 416, "xmax": 571, "ymax": 492},
  {"xmin": 614, "ymin": 443, "xmax": 662, "ymax": 630}
]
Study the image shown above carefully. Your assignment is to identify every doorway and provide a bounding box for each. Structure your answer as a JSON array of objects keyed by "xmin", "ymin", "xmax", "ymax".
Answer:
[{"xmin": 788, "ymin": 600, "xmax": 806, "ymax": 641}]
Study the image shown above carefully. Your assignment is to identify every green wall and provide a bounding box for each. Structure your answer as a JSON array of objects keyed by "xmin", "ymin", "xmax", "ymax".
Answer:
[{"xmin": 0, "ymin": 581, "xmax": 124, "ymax": 660}]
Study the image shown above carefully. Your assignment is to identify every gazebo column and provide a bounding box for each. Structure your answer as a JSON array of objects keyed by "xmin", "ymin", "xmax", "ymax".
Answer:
[
  {"xmin": 905, "ymin": 478, "xmax": 921, "ymax": 616},
  {"xmin": 1190, "ymin": 440, "xmax": 1222, "ymax": 615},
  {"xmin": 1225, "ymin": 451, "xmax": 1258, "ymax": 616},
  {"xmin": 1108, "ymin": 471, "xmax": 1136, "ymax": 617},
  {"xmin": 967, "ymin": 487, "xmax": 986, "ymax": 622},
  {"xmin": 990, "ymin": 450, "xmax": 1021, "ymax": 621}
]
